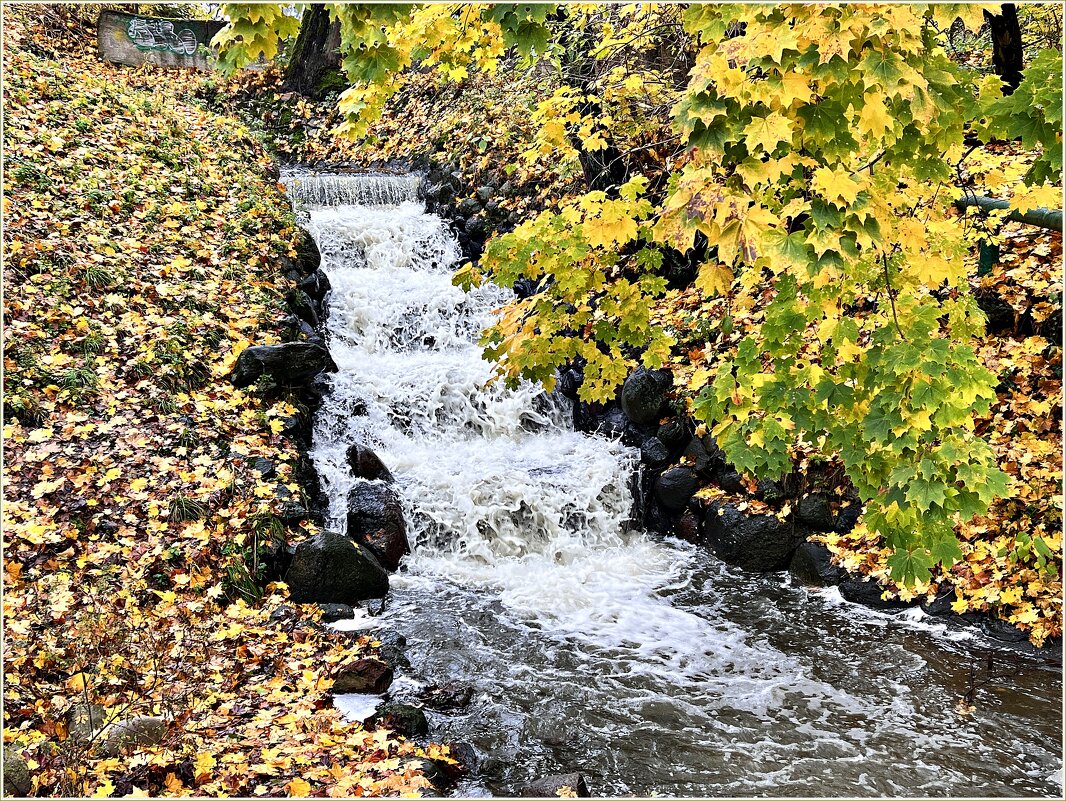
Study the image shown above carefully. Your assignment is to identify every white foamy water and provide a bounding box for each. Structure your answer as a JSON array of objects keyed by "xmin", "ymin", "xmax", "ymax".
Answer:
[{"xmin": 293, "ymin": 175, "xmax": 1062, "ymax": 798}]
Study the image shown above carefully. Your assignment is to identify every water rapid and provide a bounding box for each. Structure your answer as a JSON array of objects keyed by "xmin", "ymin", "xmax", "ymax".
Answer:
[{"xmin": 290, "ymin": 174, "xmax": 1062, "ymax": 798}]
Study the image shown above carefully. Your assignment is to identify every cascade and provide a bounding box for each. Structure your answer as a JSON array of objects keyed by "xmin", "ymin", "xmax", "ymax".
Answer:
[{"xmin": 285, "ymin": 174, "xmax": 1062, "ymax": 799}]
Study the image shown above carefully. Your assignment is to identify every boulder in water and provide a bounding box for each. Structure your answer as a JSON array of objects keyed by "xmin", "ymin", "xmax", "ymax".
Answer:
[
  {"xmin": 297, "ymin": 268, "xmax": 331, "ymax": 303},
  {"xmin": 295, "ymin": 227, "xmax": 320, "ymax": 275},
  {"xmin": 418, "ymin": 682, "xmax": 474, "ymax": 711},
  {"xmin": 319, "ymin": 603, "xmax": 354, "ymax": 622},
  {"xmin": 333, "ymin": 658, "xmax": 393, "ymax": 694},
  {"xmin": 838, "ymin": 577, "xmax": 913, "ymax": 611},
  {"xmin": 640, "ymin": 437, "xmax": 670, "ymax": 467},
  {"xmin": 346, "ymin": 444, "xmax": 395, "ymax": 483},
  {"xmin": 796, "ymin": 494, "xmax": 834, "ymax": 531},
  {"xmin": 521, "ymin": 772, "xmax": 590, "ymax": 798},
  {"xmin": 229, "ymin": 342, "xmax": 337, "ymax": 389},
  {"xmin": 676, "ymin": 508, "xmax": 702, "ymax": 544},
  {"xmin": 620, "ymin": 367, "xmax": 673, "ymax": 425},
  {"xmin": 346, "ymin": 481, "xmax": 409, "ymax": 571},
  {"xmin": 788, "ymin": 541, "xmax": 845, "ymax": 587},
  {"xmin": 286, "ymin": 289, "xmax": 319, "ymax": 328},
  {"xmin": 284, "ymin": 531, "xmax": 389, "ymax": 604},
  {"xmin": 369, "ymin": 702, "xmax": 429, "ymax": 737},
  {"xmin": 655, "ymin": 467, "xmax": 698, "ymax": 511},
  {"xmin": 704, "ymin": 501, "xmax": 802, "ymax": 571},
  {"xmin": 657, "ymin": 417, "xmax": 692, "ymax": 454}
]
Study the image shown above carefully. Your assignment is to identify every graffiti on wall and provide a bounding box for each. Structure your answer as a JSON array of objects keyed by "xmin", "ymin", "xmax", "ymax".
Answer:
[{"xmin": 126, "ymin": 18, "xmax": 200, "ymax": 56}]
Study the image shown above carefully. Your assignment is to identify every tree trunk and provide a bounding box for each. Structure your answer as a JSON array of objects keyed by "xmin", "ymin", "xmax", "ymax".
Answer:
[
  {"xmin": 984, "ymin": 4, "xmax": 1024, "ymax": 94},
  {"xmin": 283, "ymin": 5, "xmax": 344, "ymax": 99},
  {"xmin": 551, "ymin": 17, "xmax": 629, "ymax": 192},
  {"xmin": 955, "ymin": 190, "xmax": 1063, "ymax": 232}
]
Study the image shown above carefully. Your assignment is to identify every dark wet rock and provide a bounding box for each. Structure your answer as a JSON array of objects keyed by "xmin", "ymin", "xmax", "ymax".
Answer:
[
  {"xmin": 284, "ymin": 531, "xmax": 389, "ymax": 604},
  {"xmin": 622, "ymin": 421, "xmax": 655, "ymax": 448},
  {"xmin": 369, "ymin": 703, "xmax": 429, "ymax": 737},
  {"xmin": 345, "ymin": 444, "xmax": 395, "ymax": 483},
  {"xmin": 920, "ymin": 588, "xmax": 957, "ymax": 617},
  {"xmin": 640, "ymin": 437, "xmax": 670, "ymax": 467},
  {"xmin": 796, "ymin": 494, "xmax": 834, "ymax": 531},
  {"xmin": 620, "ymin": 367, "xmax": 673, "ymax": 425},
  {"xmin": 375, "ymin": 630, "xmax": 410, "ymax": 669},
  {"xmin": 295, "ymin": 227, "xmax": 320, "ymax": 275},
  {"xmin": 229, "ymin": 342, "xmax": 337, "ymax": 388},
  {"xmin": 2, "ymin": 751, "xmax": 31, "ymax": 798},
  {"xmin": 443, "ymin": 741, "xmax": 477, "ymax": 776},
  {"xmin": 839, "ymin": 577, "xmax": 913, "ymax": 611},
  {"xmin": 333, "ymin": 658, "xmax": 393, "ymax": 694},
  {"xmin": 297, "ymin": 268, "xmax": 331, "ymax": 302},
  {"xmin": 346, "ymin": 481, "xmax": 409, "ymax": 571},
  {"xmin": 458, "ymin": 197, "xmax": 482, "ymax": 217},
  {"xmin": 703, "ymin": 502, "xmax": 802, "ymax": 571},
  {"xmin": 654, "ymin": 467, "xmax": 698, "ymax": 511},
  {"xmin": 716, "ymin": 470, "xmax": 745, "ymax": 495},
  {"xmin": 521, "ymin": 772, "xmax": 590, "ymax": 798},
  {"xmin": 788, "ymin": 541, "xmax": 845, "ymax": 587},
  {"xmin": 754, "ymin": 479, "xmax": 789, "ymax": 504},
  {"xmin": 250, "ymin": 457, "xmax": 276, "ymax": 479},
  {"xmin": 676, "ymin": 509, "xmax": 702, "ymax": 544},
  {"xmin": 419, "ymin": 682, "xmax": 474, "ymax": 711},
  {"xmin": 556, "ymin": 367, "xmax": 583, "ymax": 399},
  {"xmin": 684, "ymin": 434, "xmax": 723, "ymax": 476},
  {"xmin": 980, "ymin": 616, "xmax": 1030, "ymax": 643},
  {"xmin": 286, "ymin": 289, "xmax": 319, "ymax": 328},
  {"xmin": 657, "ymin": 417, "xmax": 692, "ymax": 453},
  {"xmin": 101, "ymin": 716, "xmax": 168, "ymax": 757},
  {"xmin": 398, "ymin": 756, "xmax": 450, "ymax": 796},
  {"xmin": 319, "ymin": 603, "xmax": 354, "ymax": 622},
  {"xmin": 835, "ymin": 503, "xmax": 863, "ymax": 534},
  {"xmin": 643, "ymin": 498, "xmax": 674, "ymax": 534},
  {"xmin": 590, "ymin": 405, "xmax": 628, "ymax": 439}
]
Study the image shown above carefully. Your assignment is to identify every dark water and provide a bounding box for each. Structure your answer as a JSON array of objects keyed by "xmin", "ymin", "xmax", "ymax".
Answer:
[
  {"xmin": 291, "ymin": 177, "xmax": 1062, "ymax": 799},
  {"xmin": 382, "ymin": 541, "xmax": 1062, "ymax": 798}
]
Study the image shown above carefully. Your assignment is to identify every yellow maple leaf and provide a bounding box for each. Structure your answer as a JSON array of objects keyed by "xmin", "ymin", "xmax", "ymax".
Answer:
[
  {"xmin": 742, "ymin": 112, "xmax": 793, "ymax": 154},
  {"xmin": 696, "ymin": 262, "xmax": 733, "ymax": 296},
  {"xmin": 1012, "ymin": 184, "xmax": 1061, "ymax": 215},
  {"xmin": 812, "ymin": 165, "xmax": 861, "ymax": 207},
  {"xmin": 286, "ymin": 777, "xmax": 312, "ymax": 797},
  {"xmin": 858, "ymin": 95, "xmax": 894, "ymax": 141}
]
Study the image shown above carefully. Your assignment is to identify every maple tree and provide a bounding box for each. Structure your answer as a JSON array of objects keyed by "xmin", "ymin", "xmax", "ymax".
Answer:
[
  {"xmin": 212, "ymin": 0, "xmax": 1061, "ymax": 639},
  {"xmin": 214, "ymin": 3, "xmax": 1062, "ymax": 605}
]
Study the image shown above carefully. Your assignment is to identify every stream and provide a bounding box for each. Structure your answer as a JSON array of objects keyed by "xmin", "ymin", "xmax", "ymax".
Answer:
[{"xmin": 285, "ymin": 172, "xmax": 1063, "ymax": 798}]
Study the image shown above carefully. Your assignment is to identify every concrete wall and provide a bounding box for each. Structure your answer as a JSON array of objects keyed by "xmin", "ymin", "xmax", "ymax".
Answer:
[{"xmin": 97, "ymin": 10, "xmax": 225, "ymax": 70}]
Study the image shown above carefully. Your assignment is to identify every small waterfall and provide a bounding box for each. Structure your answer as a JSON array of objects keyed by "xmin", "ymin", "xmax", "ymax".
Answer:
[
  {"xmin": 282, "ymin": 172, "xmax": 422, "ymax": 207},
  {"xmin": 290, "ymin": 176, "xmax": 1064, "ymax": 799}
]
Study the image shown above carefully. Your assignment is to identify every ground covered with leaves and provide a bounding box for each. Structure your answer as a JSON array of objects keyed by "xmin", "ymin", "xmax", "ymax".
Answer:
[{"xmin": 2, "ymin": 9, "xmax": 446, "ymax": 797}]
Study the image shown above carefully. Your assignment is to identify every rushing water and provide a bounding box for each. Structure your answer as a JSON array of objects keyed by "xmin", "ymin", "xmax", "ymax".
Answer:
[{"xmin": 289, "ymin": 174, "xmax": 1063, "ymax": 798}]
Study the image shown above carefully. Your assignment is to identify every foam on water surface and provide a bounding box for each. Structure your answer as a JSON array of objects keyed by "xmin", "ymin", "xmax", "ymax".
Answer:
[{"xmin": 296, "ymin": 177, "xmax": 1063, "ymax": 798}]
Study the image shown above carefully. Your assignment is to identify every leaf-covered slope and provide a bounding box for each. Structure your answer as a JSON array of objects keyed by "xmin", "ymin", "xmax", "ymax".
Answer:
[{"xmin": 2, "ymin": 8, "xmax": 444, "ymax": 797}]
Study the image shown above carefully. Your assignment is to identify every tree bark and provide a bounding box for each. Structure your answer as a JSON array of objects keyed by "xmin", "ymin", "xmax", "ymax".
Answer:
[
  {"xmin": 283, "ymin": 5, "xmax": 344, "ymax": 99},
  {"xmin": 955, "ymin": 190, "xmax": 1063, "ymax": 232},
  {"xmin": 984, "ymin": 4, "xmax": 1024, "ymax": 94}
]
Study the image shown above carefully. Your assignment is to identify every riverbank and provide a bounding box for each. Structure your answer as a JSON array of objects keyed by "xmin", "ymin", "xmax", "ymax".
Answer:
[
  {"xmin": 2, "ymin": 8, "xmax": 447, "ymax": 796},
  {"xmin": 214, "ymin": 58, "xmax": 1062, "ymax": 650}
]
